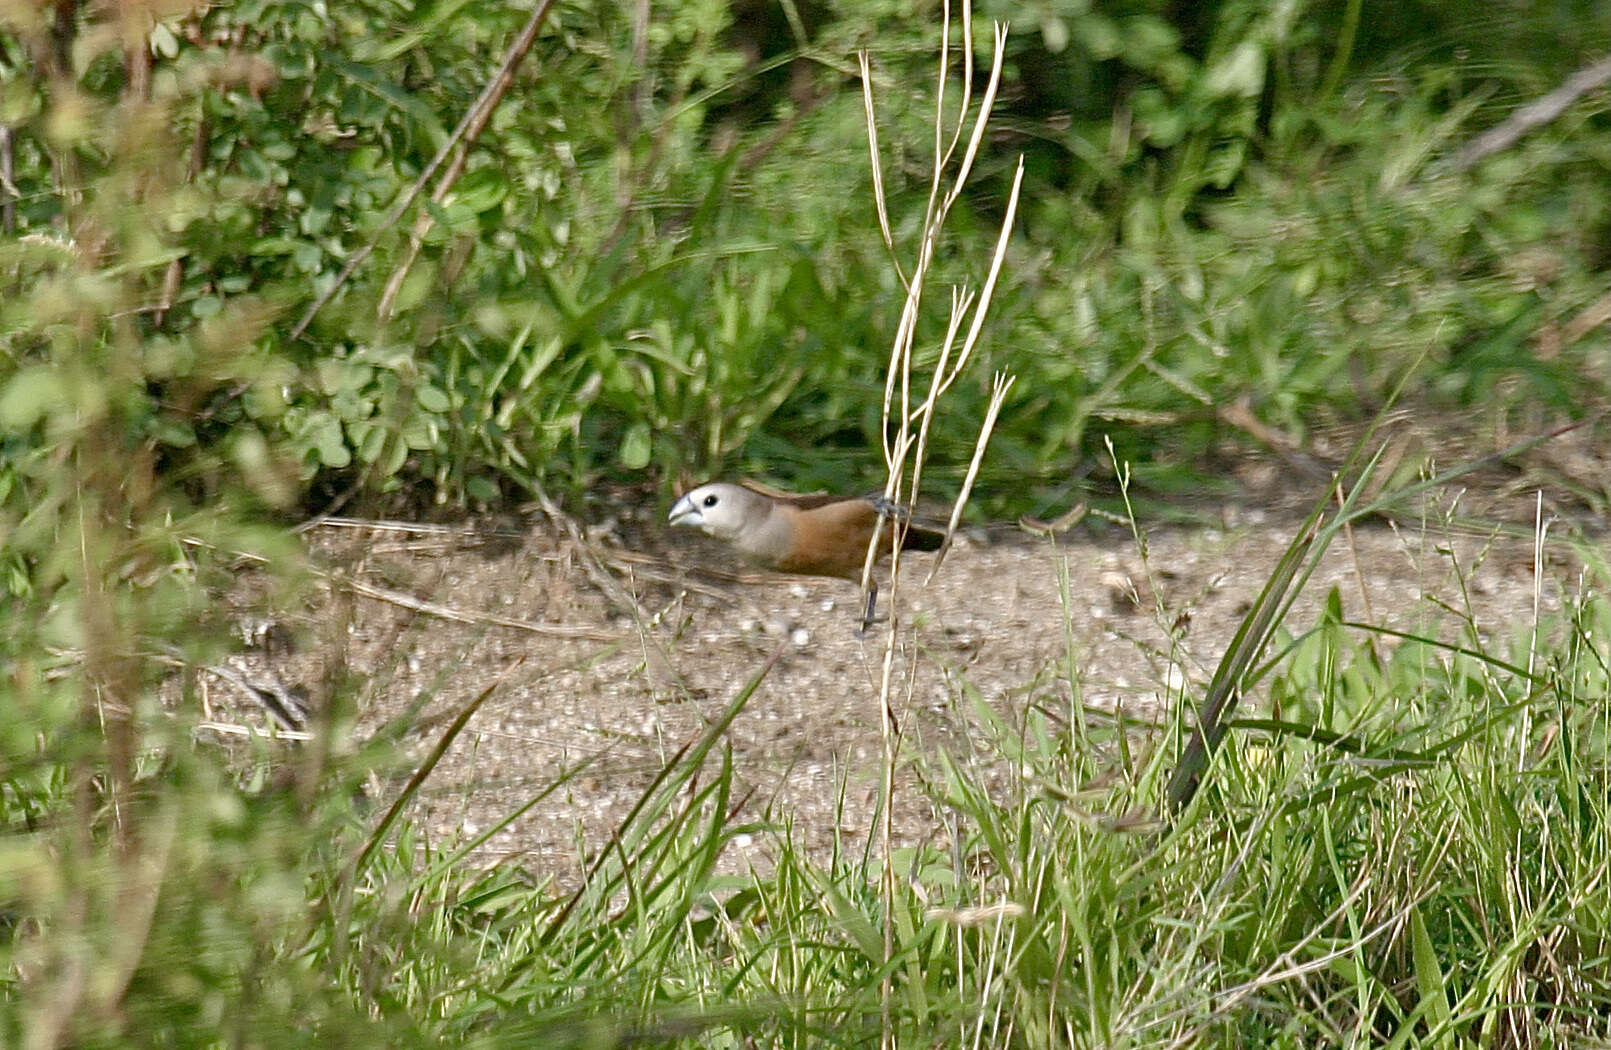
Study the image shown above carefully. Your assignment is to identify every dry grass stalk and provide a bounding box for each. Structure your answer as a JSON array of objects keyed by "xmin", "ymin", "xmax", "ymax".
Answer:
[{"xmin": 857, "ymin": 6, "xmax": 1021, "ymax": 1046}]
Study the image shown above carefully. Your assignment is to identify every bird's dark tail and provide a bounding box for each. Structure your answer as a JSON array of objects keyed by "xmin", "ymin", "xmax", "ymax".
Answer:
[
  {"xmin": 899, "ymin": 524, "xmax": 946, "ymax": 552},
  {"xmin": 867, "ymin": 495, "xmax": 947, "ymax": 553}
]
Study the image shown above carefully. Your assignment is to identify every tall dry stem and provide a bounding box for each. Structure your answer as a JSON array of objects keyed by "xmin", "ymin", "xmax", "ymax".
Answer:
[{"xmin": 857, "ymin": 8, "xmax": 1020, "ymax": 1046}]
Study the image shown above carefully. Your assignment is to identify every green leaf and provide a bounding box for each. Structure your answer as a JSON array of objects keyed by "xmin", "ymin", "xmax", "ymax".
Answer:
[
  {"xmin": 1409, "ymin": 904, "xmax": 1453, "ymax": 1032},
  {"xmin": 150, "ymin": 21, "xmax": 180, "ymax": 59},
  {"xmin": 453, "ymin": 168, "xmax": 510, "ymax": 214},
  {"xmin": 416, "ymin": 385, "xmax": 450, "ymax": 413},
  {"xmin": 311, "ymin": 414, "xmax": 350, "ymax": 468},
  {"xmin": 1204, "ymin": 39, "xmax": 1267, "ymax": 99},
  {"xmin": 352, "ymin": 421, "xmax": 387, "ymax": 463},
  {"xmin": 0, "ymin": 367, "xmax": 68, "ymax": 429},
  {"xmin": 619, "ymin": 421, "xmax": 652, "ymax": 469},
  {"xmin": 151, "ymin": 419, "xmax": 197, "ymax": 449}
]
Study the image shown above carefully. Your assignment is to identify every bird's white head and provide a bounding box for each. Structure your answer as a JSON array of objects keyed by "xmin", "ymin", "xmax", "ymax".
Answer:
[{"xmin": 667, "ymin": 482, "xmax": 765, "ymax": 541}]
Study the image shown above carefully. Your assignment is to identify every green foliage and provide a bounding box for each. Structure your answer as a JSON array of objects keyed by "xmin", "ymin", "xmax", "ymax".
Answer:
[
  {"xmin": 890, "ymin": 557, "xmax": 1611, "ymax": 1046},
  {"xmin": 8, "ymin": 0, "xmax": 1605, "ymax": 518}
]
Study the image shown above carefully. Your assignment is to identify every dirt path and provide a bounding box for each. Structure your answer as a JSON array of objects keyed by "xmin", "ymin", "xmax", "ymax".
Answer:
[{"xmin": 203, "ymin": 490, "xmax": 1595, "ymax": 880}]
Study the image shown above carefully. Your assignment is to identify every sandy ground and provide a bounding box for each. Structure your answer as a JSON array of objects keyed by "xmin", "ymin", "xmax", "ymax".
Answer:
[{"xmin": 200, "ymin": 453, "xmax": 1604, "ymax": 882}]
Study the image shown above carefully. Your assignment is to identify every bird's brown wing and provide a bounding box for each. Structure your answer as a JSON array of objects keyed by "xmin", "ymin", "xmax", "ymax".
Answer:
[
  {"xmin": 772, "ymin": 498, "xmax": 947, "ymax": 578},
  {"xmin": 738, "ymin": 479, "xmax": 842, "ymax": 510},
  {"xmin": 770, "ymin": 499, "xmax": 881, "ymax": 578}
]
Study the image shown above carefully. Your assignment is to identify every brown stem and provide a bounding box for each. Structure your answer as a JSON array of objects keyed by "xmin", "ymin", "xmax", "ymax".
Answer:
[{"xmin": 1452, "ymin": 54, "xmax": 1611, "ymax": 171}]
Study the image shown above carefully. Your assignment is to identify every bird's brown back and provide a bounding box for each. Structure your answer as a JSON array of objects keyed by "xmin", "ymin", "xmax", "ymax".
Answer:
[
  {"xmin": 738, "ymin": 479, "xmax": 843, "ymax": 510},
  {"xmin": 772, "ymin": 497, "xmax": 944, "ymax": 579}
]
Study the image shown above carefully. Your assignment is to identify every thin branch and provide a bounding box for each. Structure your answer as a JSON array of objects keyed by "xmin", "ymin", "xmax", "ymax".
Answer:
[
  {"xmin": 1452, "ymin": 53, "xmax": 1611, "ymax": 171},
  {"xmin": 927, "ymin": 371, "xmax": 1014, "ymax": 580},
  {"xmin": 939, "ymin": 21, "xmax": 1007, "ymax": 217},
  {"xmin": 1, "ymin": 126, "xmax": 15, "ymax": 233},
  {"xmin": 859, "ymin": 51, "xmax": 905, "ymax": 289},
  {"xmin": 936, "ymin": 151, "xmax": 1022, "ymax": 400},
  {"xmin": 347, "ymin": 579, "xmax": 622, "ymax": 641}
]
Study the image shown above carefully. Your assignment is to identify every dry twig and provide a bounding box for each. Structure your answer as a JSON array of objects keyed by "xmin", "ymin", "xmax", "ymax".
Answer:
[{"xmin": 1452, "ymin": 54, "xmax": 1611, "ymax": 171}]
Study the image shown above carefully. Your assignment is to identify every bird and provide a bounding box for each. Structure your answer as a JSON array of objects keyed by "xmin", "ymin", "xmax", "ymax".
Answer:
[{"xmin": 667, "ymin": 481, "xmax": 946, "ymax": 630}]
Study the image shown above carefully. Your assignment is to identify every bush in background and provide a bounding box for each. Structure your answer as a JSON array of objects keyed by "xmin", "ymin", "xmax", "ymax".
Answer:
[{"xmin": 5, "ymin": 0, "xmax": 1605, "ymax": 521}]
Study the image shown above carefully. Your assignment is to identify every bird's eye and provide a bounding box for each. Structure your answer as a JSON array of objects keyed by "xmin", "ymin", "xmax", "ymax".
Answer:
[{"xmin": 702, "ymin": 494, "xmax": 719, "ymax": 508}]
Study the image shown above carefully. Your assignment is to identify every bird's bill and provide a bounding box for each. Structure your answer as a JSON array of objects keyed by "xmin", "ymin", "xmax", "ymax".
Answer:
[{"xmin": 667, "ymin": 493, "xmax": 702, "ymax": 528}]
